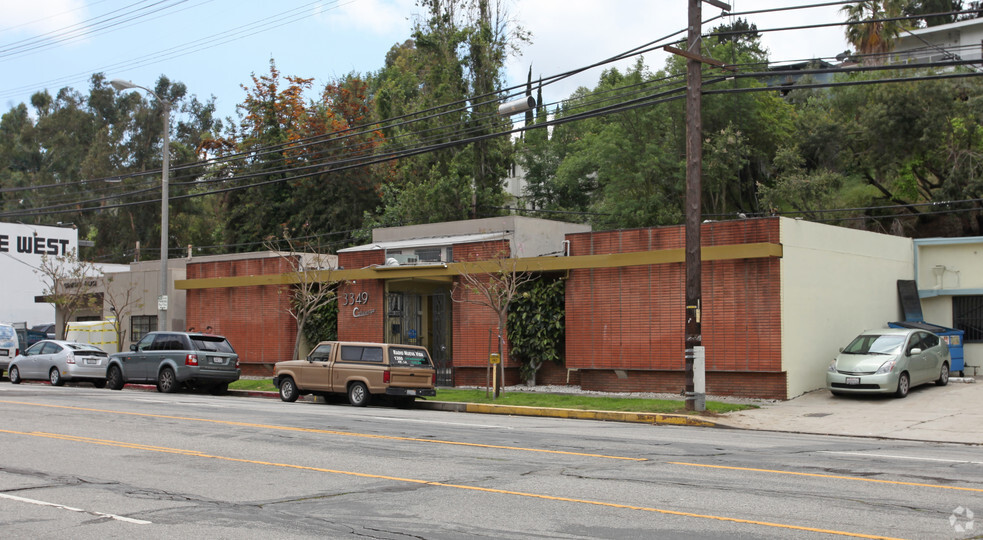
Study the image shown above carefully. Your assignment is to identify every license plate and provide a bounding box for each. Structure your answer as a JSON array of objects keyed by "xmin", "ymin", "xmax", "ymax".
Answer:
[
  {"xmin": 85, "ymin": 359, "xmax": 99, "ymax": 365},
  {"xmin": 210, "ymin": 357, "xmax": 227, "ymax": 365},
  {"xmin": 0, "ymin": 349, "xmax": 7, "ymax": 356},
  {"xmin": 406, "ymin": 389, "xmax": 416, "ymax": 396},
  {"xmin": 846, "ymin": 377, "xmax": 860, "ymax": 385}
]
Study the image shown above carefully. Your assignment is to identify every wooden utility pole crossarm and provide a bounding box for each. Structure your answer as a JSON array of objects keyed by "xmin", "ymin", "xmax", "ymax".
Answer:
[{"xmin": 662, "ymin": 45, "xmax": 736, "ymax": 71}]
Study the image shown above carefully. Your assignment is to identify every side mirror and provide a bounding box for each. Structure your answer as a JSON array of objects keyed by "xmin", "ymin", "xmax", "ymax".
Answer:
[
  {"xmin": 130, "ymin": 344, "xmax": 138, "ymax": 352},
  {"xmin": 909, "ymin": 347, "xmax": 922, "ymax": 356}
]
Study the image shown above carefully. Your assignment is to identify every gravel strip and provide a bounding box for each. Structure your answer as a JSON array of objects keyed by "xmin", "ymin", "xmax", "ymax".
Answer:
[{"xmin": 463, "ymin": 384, "xmax": 779, "ymax": 406}]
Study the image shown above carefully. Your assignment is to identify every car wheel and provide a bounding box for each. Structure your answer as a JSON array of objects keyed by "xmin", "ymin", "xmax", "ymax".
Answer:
[
  {"xmin": 9, "ymin": 366, "xmax": 21, "ymax": 384},
  {"xmin": 49, "ymin": 367, "xmax": 64, "ymax": 386},
  {"xmin": 348, "ymin": 381, "xmax": 370, "ymax": 407},
  {"xmin": 92, "ymin": 379, "xmax": 106, "ymax": 389},
  {"xmin": 935, "ymin": 362, "xmax": 950, "ymax": 386},
  {"xmin": 156, "ymin": 367, "xmax": 179, "ymax": 393},
  {"xmin": 209, "ymin": 383, "xmax": 229, "ymax": 396},
  {"xmin": 278, "ymin": 377, "xmax": 299, "ymax": 402},
  {"xmin": 106, "ymin": 365, "xmax": 124, "ymax": 390},
  {"xmin": 895, "ymin": 372, "xmax": 910, "ymax": 398}
]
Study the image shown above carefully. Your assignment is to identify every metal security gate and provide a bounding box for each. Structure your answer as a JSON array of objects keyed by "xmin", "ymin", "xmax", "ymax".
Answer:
[
  {"xmin": 430, "ymin": 291, "xmax": 453, "ymax": 386},
  {"xmin": 386, "ymin": 290, "xmax": 453, "ymax": 386}
]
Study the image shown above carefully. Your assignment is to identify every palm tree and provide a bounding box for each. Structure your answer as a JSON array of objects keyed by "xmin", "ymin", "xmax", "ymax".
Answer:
[{"xmin": 841, "ymin": 0, "xmax": 910, "ymax": 63}]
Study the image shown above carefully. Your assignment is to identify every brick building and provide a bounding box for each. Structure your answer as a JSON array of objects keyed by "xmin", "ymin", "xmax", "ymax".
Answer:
[{"xmin": 176, "ymin": 216, "xmax": 982, "ymax": 399}]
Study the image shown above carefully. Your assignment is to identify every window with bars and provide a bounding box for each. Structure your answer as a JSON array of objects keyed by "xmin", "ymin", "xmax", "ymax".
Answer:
[
  {"xmin": 953, "ymin": 296, "xmax": 983, "ymax": 342},
  {"xmin": 415, "ymin": 247, "xmax": 442, "ymax": 262},
  {"xmin": 131, "ymin": 315, "xmax": 158, "ymax": 344}
]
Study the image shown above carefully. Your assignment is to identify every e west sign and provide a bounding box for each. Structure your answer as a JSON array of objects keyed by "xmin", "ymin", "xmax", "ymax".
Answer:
[
  {"xmin": 0, "ymin": 222, "xmax": 79, "ymax": 325},
  {"xmin": 0, "ymin": 233, "xmax": 71, "ymax": 257}
]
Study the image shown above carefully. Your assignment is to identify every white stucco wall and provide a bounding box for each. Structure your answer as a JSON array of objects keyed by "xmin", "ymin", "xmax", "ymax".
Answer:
[
  {"xmin": 895, "ymin": 18, "xmax": 983, "ymax": 63},
  {"xmin": 915, "ymin": 238, "xmax": 983, "ymax": 375},
  {"xmin": 780, "ymin": 219, "xmax": 914, "ymax": 398},
  {"xmin": 0, "ymin": 222, "xmax": 78, "ymax": 326}
]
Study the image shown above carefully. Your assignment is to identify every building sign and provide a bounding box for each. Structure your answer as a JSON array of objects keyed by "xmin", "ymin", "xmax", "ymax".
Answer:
[
  {"xmin": 0, "ymin": 222, "xmax": 79, "ymax": 325},
  {"xmin": 342, "ymin": 290, "xmax": 376, "ymax": 319},
  {"xmin": 0, "ymin": 234, "xmax": 71, "ymax": 257}
]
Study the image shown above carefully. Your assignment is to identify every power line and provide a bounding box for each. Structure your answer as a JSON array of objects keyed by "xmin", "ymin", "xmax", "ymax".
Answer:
[
  {"xmin": 0, "ymin": 1, "xmax": 193, "ymax": 60},
  {"xmin": 6, "ymin": 61, "xmax": 980, "ymax": 220},
  {"xmin": 6, "ymin": 5, "xmax": 981, "ymax": 236}
]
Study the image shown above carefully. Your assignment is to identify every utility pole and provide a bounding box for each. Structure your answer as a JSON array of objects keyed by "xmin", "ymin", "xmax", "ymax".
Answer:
[
  {"xmin": 666, "ymin": 0, "xmax": 730, "ymax": 411},
  {"xmin": 684, "ymin": 0, "xmax": 704, "ymax": 412}
]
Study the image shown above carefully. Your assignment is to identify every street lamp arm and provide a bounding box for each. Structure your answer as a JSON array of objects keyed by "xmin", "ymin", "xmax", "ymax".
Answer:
[{"xmin": 110, "ymin": 79, "xmax": 167, "ymax": 104}]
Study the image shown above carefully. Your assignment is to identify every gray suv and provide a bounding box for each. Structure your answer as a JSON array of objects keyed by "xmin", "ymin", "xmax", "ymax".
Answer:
[{"xmin": 106, "ymin": 332, "xmax": 240, "ymax": 394}]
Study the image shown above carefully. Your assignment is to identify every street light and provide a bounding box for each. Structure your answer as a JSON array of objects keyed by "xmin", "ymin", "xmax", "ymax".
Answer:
[{"xmin": 111, "ymin": 78, "xmax": 171, "ymax": 331}]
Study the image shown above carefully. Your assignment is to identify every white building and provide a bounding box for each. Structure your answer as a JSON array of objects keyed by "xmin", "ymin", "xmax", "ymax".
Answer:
[
  {"xmin": 0, "ymin": 222, "xmax": 79, "ymax": 327},
  {"xmin": 894, "ymin": 18, "xmax": 983, "ymax": 64}
]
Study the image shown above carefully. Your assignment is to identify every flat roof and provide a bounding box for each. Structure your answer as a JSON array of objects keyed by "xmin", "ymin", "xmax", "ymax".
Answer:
[{"xmin": 338, "ymin": 232, "xmax": 509, "ymax": 253}]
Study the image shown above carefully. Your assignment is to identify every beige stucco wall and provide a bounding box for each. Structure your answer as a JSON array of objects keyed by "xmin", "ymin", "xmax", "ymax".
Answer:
[
  {"xmin": 916, "ymin": 238, "xmax": 983, "ymax": 375},
  {"xmin": 372, "ymin": 216, "xmax": 591, "ymax": 259},
  {"xmin": 780, "ymin": 219, "xmax": 914, "ymax": 398}
]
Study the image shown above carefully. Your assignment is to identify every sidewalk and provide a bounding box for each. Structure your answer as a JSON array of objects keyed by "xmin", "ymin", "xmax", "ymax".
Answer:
[{"xmin": 711, "ymin": 378, "xmax": 983, "ymax": 444}]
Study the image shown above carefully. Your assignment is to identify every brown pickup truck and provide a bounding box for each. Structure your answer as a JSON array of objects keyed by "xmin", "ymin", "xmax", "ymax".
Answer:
[{"xmin": 272, "ymin": 341, "xmax": 437, "ymax": 407}]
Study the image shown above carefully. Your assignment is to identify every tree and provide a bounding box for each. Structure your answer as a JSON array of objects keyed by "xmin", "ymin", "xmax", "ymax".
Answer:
[
  {"xmin": 35, "ymin": 249, "xmax": 102, "ymax": 338},
  {"xmin": 264, "ymin": 227, "xmax": 340, "ymax": 361},
  {"xmin": 904, "ymin": 0, "xmax": 964, "ymax": 27},
  {"xmin": 841, "ymin": 1, "xmax": 909, "ymax": 63},
  {"xmin": 451, "ymin": 249, "xmax": 537, "ymax": 396},
  {"xmin": 0, "ymin": 73, "xmax": 224, "ymax": 264},
  {"xmin": 222, "ymin": 62, "xmax": 386, "ymax": 252},
  {"xmin": 102, "ymin": 273, "xmax": 146, "ymax": 352},
  {"xmin": 365, "ymin": 0, "xmax": 528, "ymax": 228},
  {"xmin": 757, "ymin": 146, "xmax": 847, "ymax": 221},
  {"xmin": 516, "ymin": 20, "xmax": 791, "ymax": 229}
]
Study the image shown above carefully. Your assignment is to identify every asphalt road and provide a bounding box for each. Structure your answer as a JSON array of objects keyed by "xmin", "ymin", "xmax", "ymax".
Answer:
[{"xmin": 1, "ymin": 383, "xmax": 981, "ymax": 539}]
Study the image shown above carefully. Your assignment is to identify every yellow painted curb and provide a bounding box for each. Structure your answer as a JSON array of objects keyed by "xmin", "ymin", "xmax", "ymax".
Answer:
[{"xmin": 461, "ymin": 403, "xmax": 725, "ymax": 427}]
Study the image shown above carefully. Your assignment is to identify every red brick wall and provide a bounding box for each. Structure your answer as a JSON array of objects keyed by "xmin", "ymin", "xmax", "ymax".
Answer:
[
  {"xmin": 451, "ymin": 240, "xmax": 514, "ymax": 377},
  {"xmin": 337, "ymin": 249, "xmax": 385, "ymax": 342},
  {"xmin": 565, "ymin": 218, "xmax": 785, "ymax": 398},
  {"xmin": 453, "ymin": 367, "xmax": 522, "ymax": 387},
  {"xmin": 186, "ymin": 257, "xmax": 296, "ymax": 375},
  {"xmin": 536, "ymin": 359, "xmax": 581, "ymax": 386},
  {"xmin": 579, "ymin": 369, "xmax": 786, "ymax": 400}
]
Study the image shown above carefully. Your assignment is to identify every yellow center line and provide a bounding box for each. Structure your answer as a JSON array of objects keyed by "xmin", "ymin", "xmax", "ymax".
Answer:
[
  {"xmin": 0, "ymin": 428, "xmax": 904, "ymax": 540},
  {"xmin": 0, "ymin": 399, "xmax": 643, "ymax": 461},
  {"xmin": 669, "ymin": 462, "xmax": 983, "ymax": 493}
]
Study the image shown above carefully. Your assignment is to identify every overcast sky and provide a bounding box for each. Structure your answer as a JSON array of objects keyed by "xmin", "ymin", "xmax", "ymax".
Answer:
[{"xmin": 0, "ymin": 0, "xmax": 849, "ymax": 123}]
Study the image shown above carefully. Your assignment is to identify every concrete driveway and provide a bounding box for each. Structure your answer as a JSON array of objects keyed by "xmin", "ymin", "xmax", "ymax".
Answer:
[{"xmin": 716, "ymin": 378, "xmax": 982, "ymax": 444}]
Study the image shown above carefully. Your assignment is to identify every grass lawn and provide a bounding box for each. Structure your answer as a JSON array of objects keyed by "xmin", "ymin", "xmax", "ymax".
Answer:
[{"xmin": 230, "ymin": 379, "xmax": 753, "ymax": 415}]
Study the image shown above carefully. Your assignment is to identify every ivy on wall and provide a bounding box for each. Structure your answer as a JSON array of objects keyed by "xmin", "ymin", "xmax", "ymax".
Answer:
[{"xmin": 507, "ymin": 274, "xmax": 566, "ymax": 383}]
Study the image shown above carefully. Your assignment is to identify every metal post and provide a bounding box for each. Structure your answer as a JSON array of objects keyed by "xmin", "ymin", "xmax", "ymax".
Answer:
[
  {"xmin": 159, "ymin": 99, "xmax": 170, "ymax": 331},
  {"xmin": 684, "ymin": 0, "xmax": 705, "ymax": 411},
  {"xmin": 110, "ymin": 79, "xmax": 170, "ymax": 332}
]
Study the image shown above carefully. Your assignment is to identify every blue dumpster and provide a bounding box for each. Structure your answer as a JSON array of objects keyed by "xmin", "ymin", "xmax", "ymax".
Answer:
[{"xmin": 891, "ymin": 280, "xmax": 966, "ymax": 376}]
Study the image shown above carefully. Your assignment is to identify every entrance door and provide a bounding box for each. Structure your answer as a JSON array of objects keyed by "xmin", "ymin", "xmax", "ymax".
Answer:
[
  {"xmin": 386, "ymin": 292, "xmax": 421, "ymax": 345},
  {"xmin": 386, "ymin": 289, "xmax": 452, "ymax": 386}
]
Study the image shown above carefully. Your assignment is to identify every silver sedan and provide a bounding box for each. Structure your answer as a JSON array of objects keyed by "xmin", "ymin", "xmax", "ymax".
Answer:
[
  {"xmin": 8, "ymin": 340, "xmax": 110, "ymax": 387},
  {"xmin": 827, "ymin": 328, "xmax": 950, "ymax": 398}
]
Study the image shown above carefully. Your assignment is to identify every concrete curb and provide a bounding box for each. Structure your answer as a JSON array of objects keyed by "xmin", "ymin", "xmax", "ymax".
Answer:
[
  {"xmin": 223, "ymin": 389, "xmax": 729, "ymax": 428},
  {"xmin": 17, "ymin": 382, "xmax": 730, "ymax": 428},
  {"xmin": 416, "ymin": 401, "xmax": 728, "ymax": 427}
]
